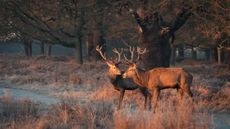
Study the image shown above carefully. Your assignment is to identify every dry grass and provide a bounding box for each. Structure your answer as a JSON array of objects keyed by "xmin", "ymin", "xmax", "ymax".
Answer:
[
  {"xmin": 0, "ymin": 92, "xmax": 213, "ymax": 129},
  {"xmin": 0, "ymin": 54, "xmax": 230, "ymax": 129},
  {"xmin": 114, "ymin": 100, "xmax": 212, "ymax": 129},
  {"xmin": 0, "ymin": 93, "xmax": 114, "ymax": 129},
  {"xmin": 0, "ymin": 91, "xmax": 39, "ymax": 129}
]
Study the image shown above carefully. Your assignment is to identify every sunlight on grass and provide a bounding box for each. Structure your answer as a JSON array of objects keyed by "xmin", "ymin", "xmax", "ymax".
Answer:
[{"xmin": 0, "ymin": 55, "xmax": 229, "ymax": 129}]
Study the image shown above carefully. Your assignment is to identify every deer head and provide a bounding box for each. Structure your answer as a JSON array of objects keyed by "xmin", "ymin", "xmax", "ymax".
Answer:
[
  {"xmin": 96, "ymin": 45, "xmax": 123, "ymax": 76},
  {"xmin": 123, "ymin": 46, "xmax": 146, "ymax": 78}
]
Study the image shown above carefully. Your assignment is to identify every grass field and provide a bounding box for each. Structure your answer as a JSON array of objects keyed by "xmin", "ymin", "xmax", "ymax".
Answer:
[{"xmin": 0, "ymin": 54, "xmax": 229, "ymax": 129}]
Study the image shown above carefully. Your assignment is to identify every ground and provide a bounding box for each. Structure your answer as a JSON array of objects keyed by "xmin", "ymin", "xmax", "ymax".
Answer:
[{"xmin": 0, "ymin": 54, "xmax": 230, "ymax": 129}]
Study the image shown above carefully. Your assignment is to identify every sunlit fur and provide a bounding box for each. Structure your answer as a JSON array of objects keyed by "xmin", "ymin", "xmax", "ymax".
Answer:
[
  {"xmin": 105, "ymin": 61, "xmax": 150, "ymax": 110},
  {"xmin": 123, "ymin": 63, "xmax": 193, "ymax": 110},
  {"xmin": 106, "ymin": 61, "xmax": 121, "ymax": 76}
]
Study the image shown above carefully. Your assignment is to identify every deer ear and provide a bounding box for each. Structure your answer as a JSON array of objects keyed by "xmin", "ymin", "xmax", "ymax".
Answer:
[{"xmin": 131, "ymin": 63, "xmax": 136, "ymax": 68}]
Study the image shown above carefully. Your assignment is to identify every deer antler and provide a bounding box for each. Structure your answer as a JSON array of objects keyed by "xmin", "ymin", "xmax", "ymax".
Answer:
[
  {"xmin": 96, "ymin": 45, "xmax": 107, "ymax": 61},
  {"xmin": 124, "ymin": 46, "xmax": 135, "ymax": 63},
  {"xmin": 124, "ymin": 46, "xmax": 147, "ymax": 63},
  {"xmin": 113, "ymin": 48, "xmax": 123, "ymax": 64},
  {"xmin": 136, "ymin": 47, "xmax": 147, "ymax": 62}
]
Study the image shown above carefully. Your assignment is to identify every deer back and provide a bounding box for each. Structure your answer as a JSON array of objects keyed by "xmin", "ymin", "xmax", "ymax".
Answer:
[{"xmin": 147, "ymin": 68, "xmax": 188, "ymax": 88}]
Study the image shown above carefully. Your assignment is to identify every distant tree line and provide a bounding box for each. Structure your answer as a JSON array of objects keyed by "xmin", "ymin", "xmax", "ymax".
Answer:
[{"xmin": 0, "ymin": 0, "xmax": 229, "ymax": 68}]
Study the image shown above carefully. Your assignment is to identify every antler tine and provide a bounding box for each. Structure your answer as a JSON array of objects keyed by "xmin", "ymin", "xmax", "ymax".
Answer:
[
  {"xmin": 129, "ymin": 46, "xmax": 135, "ymax": 62},
  {"xmin": 136, "ymin": 47, "xmax": 147, "ymax": 62},
  {"xmin": 96, "ymin": 45, "xmax": 107, "ymax": 61},
  {"xmin": 124, "ymin": 46, "xmax": 135, "ymax": 64},
  {"xmin": 112, "ymin": 48, "xmax": 123, "ymax": 63},
  {"xmin": 124, "ymin": 54, "xmax": 129, "ymax": 63}
]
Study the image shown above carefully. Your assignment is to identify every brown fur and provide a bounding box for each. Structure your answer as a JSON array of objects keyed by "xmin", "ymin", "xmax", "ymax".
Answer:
[
  {"xmin": 123, "ymin": 64, "xmax": 193, "ymax": 110},
  {"xmin": 96, "ymin": 46, "xmax": 151, "ymax": 109},
  {"xmin": 104, "ymin": 62, "xmax": 151, "ymax": 110}
]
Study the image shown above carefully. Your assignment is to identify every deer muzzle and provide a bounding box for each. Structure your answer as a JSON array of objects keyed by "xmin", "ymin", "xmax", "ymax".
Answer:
[
  {"xmin": 117, "ymin": 71, "xmax": 122, "ymax": 75},
  {"xmin": 122, "ymin": 73, "xmax": 127, "ymax": 78}
]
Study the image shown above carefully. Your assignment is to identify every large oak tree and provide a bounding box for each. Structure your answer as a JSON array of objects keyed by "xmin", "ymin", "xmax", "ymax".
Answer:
[{"xmin": 119, "ymin": 0, "xmax": 192, "ymax": 69}]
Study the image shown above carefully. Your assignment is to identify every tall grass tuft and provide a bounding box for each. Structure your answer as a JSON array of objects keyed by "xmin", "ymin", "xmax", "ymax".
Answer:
[{"xmin": 114, "ymin": 99, "xmax": 212, "ymax": 129}]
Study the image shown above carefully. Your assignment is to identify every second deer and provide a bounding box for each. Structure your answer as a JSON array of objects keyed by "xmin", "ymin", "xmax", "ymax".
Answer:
[
  {"xmin": 96, "ymin": 45, "xmax": 151, "ymax": 110},
  {"xmin": 122, "ymin": 47, "xmax": 193, "ymax": 110}
]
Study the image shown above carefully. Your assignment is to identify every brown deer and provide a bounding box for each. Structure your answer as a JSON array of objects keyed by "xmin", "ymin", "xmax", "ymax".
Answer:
[
  {"xmin": 96, "ymin": 45, "xmax": 151, "ymax": 110},
  {"xmin": 122, "ymin": 47, "xmax": 193, "ymax": 110}
]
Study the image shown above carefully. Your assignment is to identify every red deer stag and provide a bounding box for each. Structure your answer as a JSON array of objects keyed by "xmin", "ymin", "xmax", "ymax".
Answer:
[
  {"xmin": 96, "ymin": 45, "xmax": 151, "ymax": 109},
  {"xmin": 122, "ymin": 47, "xmax": 193, "ymax": 110}
]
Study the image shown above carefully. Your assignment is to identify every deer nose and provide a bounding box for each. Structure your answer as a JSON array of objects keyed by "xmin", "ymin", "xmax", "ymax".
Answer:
[{"xmin": 122, "ymin": 73, "xmax": 127, "ymax": 78}]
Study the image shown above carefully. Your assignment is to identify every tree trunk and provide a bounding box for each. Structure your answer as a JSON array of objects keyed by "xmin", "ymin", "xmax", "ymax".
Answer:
[
  {"xmin": 211, "ymin": 47, "xmax": 218, "ymax": 63},
  {"xmin": 126, "ymin": 4, "xmax": 191, "ymax": 69},
  {"xmin": 86, "ymin": 33, "xmax": 94, "ymax": 59},
  {"xmin": 98, "ymin": 35, "xmax": 106, "ymax": 58},
  {"xmin": 24, "ymin": 42, "xmax": 29, "ymax": 56},
  {"xmin": 93, "ymin": 31, "xmax": 100, "ymax": 59},
  {"xmin": 192, "ymin": 47, "xmax": 197, "ymax": 59},
  {"xmin": 88, "ymin": 31, "xmax": 106, "ymax": 61},
  {"xmin": 47, "ymin": 44, "xmax": 52, "ymax": 56},
  {"xmin": 170, "ymin": 45, "xmax": 176, "ymax": 66},
  {"xmin": 226, "ymin": 48, "xmax": 230, "ymax": 70},
  {"xmin": 205, "ymin": 48, "xmax": 211, "ymax": 62},
  {"xmin": 40, "ymin": 42, "xmax": 45, "ymax": 55},
  {"xmin": 178, "ymin": 45, "xmax": 184, "ymax": 59},
  {"xmin": 79, "ymin": 36, "xmax": 83, "ymax": 64},
  {"xmin": 24, "ymin": 40, "xmax": 32, "ymax": 57},
  {"xmin": 85, "ymin": 34, "xmax": 90, "ymax": 58},
  {"xmin": 90, "ymin": 16, "xmax": 106, "ymax": 60},
  {"xmin": 75, "ymin": 9, "xmax": 84, "ymax": 64},
  {"xmin": 134, "ymin": 10, "xmax": 172, "ymax": 69},
  {"xmin": 221, "ymin": 48, "xmax": 226, "ymax": 63},
  {"xmin": 217, "ymin": 47, "xmax": 221, "ymax": 64},
  {"xmin": 140, "ymin": 36, "xmax": 171, "ymax": 69},
  {"xmin": 75, "ymin": 39, "xmax": 83, "ymax": 64},
  {"xmin": 28, "ymin": 41, "xmax": 32, "ymax": 56}
]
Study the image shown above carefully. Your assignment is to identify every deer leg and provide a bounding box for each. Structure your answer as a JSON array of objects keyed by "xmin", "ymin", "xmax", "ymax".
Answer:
[
  {"xmin": 187, "ymin": 88, "xmax": 194, "ymax": 102},
  {"xmin": 144, "ymin": 92, "xmax": 148, "ymax": 109},
  {"xmin": 180, "ymin": 86, "xmax": 194, "ymax": 105},
  {"xmin": 183, "ymin": 86, "xmax": 195, "ymax": 112},
  {"xmin": 139, "ymin": 87, "xmax": 148, "ymax": 109},
  {"xmin": 153, "ymin": 88, "xmax": 159, "ymax": 112},
  {"xmin": 148, "ymin": 92, "xmax": 152, "ymax": 110},
  {"xmin": 177, "ymin": 88, "xmax": 184, "ymax": 101},
  {"xmin": 118, "ymin": 89, "xmax": 125, "ymax": 110},
  {"xmin": 143, "ymin": 88, "xmax": 153, "ymax": 110},
  {"xmin": 188, "ymin": 89, "xmax": 193, "ymax": 98},
  {"xmin": 182, "ymin": 86, "xmax": 193, "ymax": 99}
]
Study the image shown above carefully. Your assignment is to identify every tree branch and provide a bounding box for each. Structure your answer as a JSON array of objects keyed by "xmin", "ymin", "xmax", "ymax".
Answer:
[
  {"xmin": 132, "ymin": 11, "xmax": 147, "ymax": 31},
  {"xmin": 170, "ymin": 7, "xmax": 192, "ymax": 33},
  {"xmin": 59, "ymin": 28, "xmax": 76, "ymax": 38}
]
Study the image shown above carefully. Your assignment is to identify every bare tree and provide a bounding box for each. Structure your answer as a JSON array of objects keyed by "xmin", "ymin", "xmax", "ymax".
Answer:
[
  {"xmin": 192, "ymin": 0, "xmax": 230, "ymax": 63},
  {"xmin": 1, "ymin": 0, "xmax": 89, "ymax": 63}
]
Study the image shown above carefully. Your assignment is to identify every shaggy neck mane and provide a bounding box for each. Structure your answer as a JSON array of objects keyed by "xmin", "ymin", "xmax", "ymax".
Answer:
[
  {"xmin": 133, "ymin": 68, "xmax": 148, "ymax": 87},
  {"xmin": 108, "ymin": 72, "xmax": 117, "ymax": 83}
]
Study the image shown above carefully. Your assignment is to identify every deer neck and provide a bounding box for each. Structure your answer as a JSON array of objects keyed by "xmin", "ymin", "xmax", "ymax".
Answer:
[
  {"xmin": 108, "ymin": 72, "xmax": 120, "ymax": 84},
  {"xmin": 133, "ymin": 68, "xmax": 147, "ymax": 87}
]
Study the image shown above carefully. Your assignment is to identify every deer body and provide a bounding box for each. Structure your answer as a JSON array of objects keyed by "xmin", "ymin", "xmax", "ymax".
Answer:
[
  {"xmin": 123, "ymin": 65, "xmax": 193, "ymax": 110},
  {"xmin": 108, "ymin": 69, "xmax": 150, "ymax": 109},
  {"xmin": 96, "ymin": 45, "xmax": 151, "ymax": 109},
  {"xmin": 124, "ymin": 67, "xmax": 193, "ymax": 92},
  {"xmin": 122, "ymin": 47, "xmax": 193, "ymax": 110}
]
